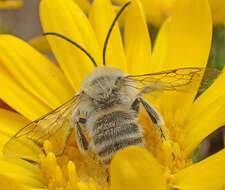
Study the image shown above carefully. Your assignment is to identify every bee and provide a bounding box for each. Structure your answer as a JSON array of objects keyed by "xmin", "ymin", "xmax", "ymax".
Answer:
[{"xmin": 3, "ymin": 2, "xmax": 204, "ymax": 165}]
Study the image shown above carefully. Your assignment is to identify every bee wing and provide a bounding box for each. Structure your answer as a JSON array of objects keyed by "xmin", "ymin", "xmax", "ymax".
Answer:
[
  {"xmin": 3, "ymin": 94, "xmax": 81, "ymax": 162},
  {"xmin": 198, "ymin": 67, "xmax": 222, "ymax": 94},
  {"xmin": 123, "ymin": 67, "xmax": 204, "ymax": 93}
]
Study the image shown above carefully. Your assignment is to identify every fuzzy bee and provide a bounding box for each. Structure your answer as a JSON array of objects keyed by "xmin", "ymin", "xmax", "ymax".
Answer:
[{"xmin": 3, "ymin": 2, "xmax": 203, "ymax": 165}]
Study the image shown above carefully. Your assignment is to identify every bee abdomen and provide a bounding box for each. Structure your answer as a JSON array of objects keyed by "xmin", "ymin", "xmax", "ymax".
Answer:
[
  {"xmin": 98, "ymin": 136, "xmax": 142, "ymax": 157},
  {"xmin": 89, "ymin": 110, "xmax": 143, "ymax": 164},
  {"xmin": 96, "ymin": 132, "xmax": 143, "ymax": 164},
  {"xmin": 93, "ymin": 123, "xmax": 139, "ymax": 145}
]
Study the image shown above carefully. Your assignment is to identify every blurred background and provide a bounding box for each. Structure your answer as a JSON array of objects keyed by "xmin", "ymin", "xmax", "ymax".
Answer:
[
  {"xmin": 0, "ymin": 0, "xmax": 224, "ymax": 162},
  {"xmin": 0, "ymin": 0, "xmax": 42, "ymax": 40}
]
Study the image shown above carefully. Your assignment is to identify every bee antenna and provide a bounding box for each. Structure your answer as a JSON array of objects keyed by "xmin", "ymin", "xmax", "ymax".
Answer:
[
  {"xmin": 102, "ymin": 2, "xmax": 131, "ymax": 66},
  {"xmin": 42, "ymin": 32, "xmax": 98, "ymax": 67}
]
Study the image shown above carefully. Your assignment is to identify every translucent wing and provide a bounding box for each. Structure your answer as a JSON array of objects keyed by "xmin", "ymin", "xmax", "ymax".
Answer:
[
  {"xmin": 123, "ymin": 67, "xmax": 204, "ymax": 94},
  {"xmin": 198, "ymin": 67, "xmax": 222, "ymax": 94},
  {"xmin": 3, "ymin": 94, "xmax": 81, "ymax": 162}
]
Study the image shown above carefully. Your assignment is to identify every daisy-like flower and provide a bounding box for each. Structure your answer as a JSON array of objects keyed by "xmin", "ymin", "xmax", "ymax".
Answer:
[
  {"xmin": 0, "ymin": 0, "xmax": 225, "ymax": 189},
  {"xmin": 0, "ymin": 0, "xmax": 23, "ymax": 9}
]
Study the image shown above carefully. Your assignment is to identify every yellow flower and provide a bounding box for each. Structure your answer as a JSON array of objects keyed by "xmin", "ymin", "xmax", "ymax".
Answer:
[
  {"xmin": 113, "ymin": 0, "xmax": 225, "ymax": 26},
  {"xmin": 0, "ymin": 0, "xmax": 225, "ymax": 189},
  {"xmin": 0, "ymin": 0, "xmax": 23, "ymax": 9}
]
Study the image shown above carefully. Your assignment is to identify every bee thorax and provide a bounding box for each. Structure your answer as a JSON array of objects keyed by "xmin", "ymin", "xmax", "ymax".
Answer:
[{"xmin": 79, "ymin": 67, "xmax": 137, "ymax": 114}]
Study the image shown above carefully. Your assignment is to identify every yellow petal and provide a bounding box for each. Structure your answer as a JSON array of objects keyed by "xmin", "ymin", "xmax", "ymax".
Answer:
[
  {"xmin": 150, "ymin": 18, "xmax": 170, "ymax": 72},
  {"xmin": 0, "ymin": 109, "xmax": 44, "ymax": 162},
  {"xmin": 188, "ymin": 67, "xmax": 225, "ymax": 121},
  {"xmin": 182, "ymin": 67, "xmax": 225, "ymax": 156},
  {"xmin": 141, "ymin": 0, "xmax": 175, "ymax": 27},
  {"xmin": 0, "ymin": 0, "xmax": 23, "ymax": 9},
  {"xmin": 0, "ymin": 157, "xmax": 45, "ymax": 188},
  {"xmin": 114, "ymin": 0, "xmax": 225, "ymax": 26},
  {"xmin": 0, "ymin": 64, "xmax": 51, "ymax": 120},
  {"xmin": 209, "ymin": 0, "xmax": 225, "ymax": 25},
  {"xmin": 3, "ymin": 130, "xmax": 44, "ymax": 163},
  {"xmin": 28, "ymin": 35, "xmax": 51, "ymax": 53},
  {"xmin": 182, "ymin": 92, "xmax": 225, "ymax": 157},
  {"xmin": 110, "ymin": 146, "xmax": 166, "ymax": 190},
  {"xmin": 165, "ymin": 0, "xmax": 212, "ymax": 69},
  {"xmin": 73, "ymin": 0, "xmax": 90, "ymax": 12},
  {"xmin": 112, "ymin": 0, "xmax": 174, "ymax": 26},
  {"xmin": 0, "ymin": 108, "xmax": 29, "ymax": 151},
  {"xmin": 40, "ymin": 0, "xmax": 101, "ymax": 90},
  {"xmin": 88, "ymin": 0, "xmax": 127, "ymax": 71},
  {"xmin": 0, "ymin": 174, "xmax": 25, "ymax": 190},
  {"xmin": 153, "ymin": 0, "xmax": 212, "ymax": 122},
  {"xmin": 0, "ymin": 35, "xmax": 74, "ymax": 110},
  {"xmin": 171, "ymin": 148, "xmax": 225, "ymax": 190},
  {"xmin": 78, "ymin": 182, "xmax": 90, "ymax": 190},
  {"xmin": 111, "ymin": 0, "xmax": 126, "ymax": 4},
  {"xmin": 124, "ymin": 0, "xmax": 152, "ymax": 75}
]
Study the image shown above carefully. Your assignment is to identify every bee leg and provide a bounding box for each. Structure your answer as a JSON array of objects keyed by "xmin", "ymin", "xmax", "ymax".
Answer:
[
  {"xmin": 106, "ymin": 168, "xmax": 110, "ymax": 183},
  {"xmin": 139, "ymin": 98, "xmax": 166, "ymax": 140},
  {"xmin": 78, "ymin": 117, "xmax": 86, "ymax": 125},
  {"xmin": 131, "ymin": 98, "xmax": 140, "ymax": 113},
  {"xmin": 107, "ymin": 175, "xmax": 110, "ymax": 183},
  {"xmin": 75, "ymin": 121, "xmax": 89, "ymax": 153}
]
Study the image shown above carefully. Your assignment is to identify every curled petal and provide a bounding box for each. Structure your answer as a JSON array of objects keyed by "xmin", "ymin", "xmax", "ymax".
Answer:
[
  {"xmin": 171, "ymin": 148, "xmax": 225, "ymax": 190},
  {"xmin": 110, "ymin": 146, "xmax": 166, "ymax": 190}
]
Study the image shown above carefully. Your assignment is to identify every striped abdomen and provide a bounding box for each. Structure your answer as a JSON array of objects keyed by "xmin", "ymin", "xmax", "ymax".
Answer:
[{"xmin": 89, "ymin": 110, "xmax": 143, "ymax": 164}]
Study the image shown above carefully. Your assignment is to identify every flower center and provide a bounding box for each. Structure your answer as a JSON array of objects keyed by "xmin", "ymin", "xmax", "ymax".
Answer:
[
  {"xmin": 139, "ymin": 110, "xmax": 192, "ymax": 174},
  {"xmin": 40, "ymin": 138, "xmax": 109, "ymax": 190},
  {"xmin": 39, "ymin": 109, "xmax": 191, "ymax": 189}
]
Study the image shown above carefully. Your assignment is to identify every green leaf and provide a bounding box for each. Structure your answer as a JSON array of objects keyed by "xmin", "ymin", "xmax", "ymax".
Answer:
[
  {"xmin": 208, "ymin": 26, "xmax": 225, "ymax": 70},
  {"xmin": 192, "ymin": 145, "xmax": 201, "ymax": 163}
]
